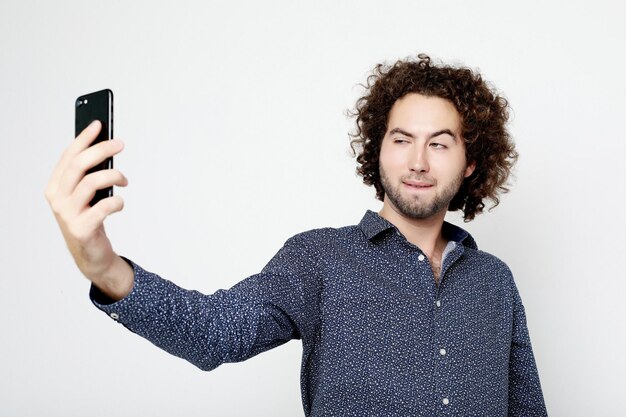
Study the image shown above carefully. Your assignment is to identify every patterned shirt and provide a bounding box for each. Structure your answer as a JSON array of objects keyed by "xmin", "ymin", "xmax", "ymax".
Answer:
[{"xmin": 92, "ymin": 210, "xmax": 547, "ymax": 416}]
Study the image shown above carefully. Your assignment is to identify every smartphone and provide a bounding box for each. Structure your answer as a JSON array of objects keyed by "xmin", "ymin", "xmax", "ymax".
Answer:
[{"xmin": 75, "ymin": 89, "xmax": 114, "ymax": 207}]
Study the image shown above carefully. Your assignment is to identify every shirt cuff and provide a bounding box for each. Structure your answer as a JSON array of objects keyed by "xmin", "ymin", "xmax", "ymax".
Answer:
[{"xmin": 89, "ymin": 256, "xmax": 169, "ymax": 325}]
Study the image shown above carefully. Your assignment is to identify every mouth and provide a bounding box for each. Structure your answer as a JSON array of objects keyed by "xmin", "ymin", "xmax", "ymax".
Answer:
[{"xmin": 403, "ymin": 181, "xmax": 433, "ymax": 190}]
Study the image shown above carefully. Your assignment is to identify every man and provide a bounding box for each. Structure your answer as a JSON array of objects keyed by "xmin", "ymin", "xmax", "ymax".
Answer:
[{"xmin": 45, "ymin": 54, "xmax": 548, "ymax": 416}]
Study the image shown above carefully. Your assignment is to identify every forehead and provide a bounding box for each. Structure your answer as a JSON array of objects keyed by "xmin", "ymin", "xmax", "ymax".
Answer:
[{"xmin": 387, "ymin": 93, "xmax": 461, "ymax": 132}]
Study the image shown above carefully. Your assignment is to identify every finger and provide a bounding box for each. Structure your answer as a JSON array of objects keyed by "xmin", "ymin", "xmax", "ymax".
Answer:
[
  {"xmin": 56, "ymin": 138, "xmax": 125, "ymax": 198},
  {"xmin": 69, "ymin": 170, "xmax": 129, "ymax": 216},
  {"xmin": 78, "ymin": 195, "xmax": 126, "ymax": 235},
  {"xmin": 46, "ymin": 120, "xmax": 103, "ymax": 198}
]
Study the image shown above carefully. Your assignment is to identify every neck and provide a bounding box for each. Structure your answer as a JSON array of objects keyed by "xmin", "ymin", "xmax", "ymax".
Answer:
[{"xmin": 378, "ymin": 203, "xmax": 447, "ymax": 258}]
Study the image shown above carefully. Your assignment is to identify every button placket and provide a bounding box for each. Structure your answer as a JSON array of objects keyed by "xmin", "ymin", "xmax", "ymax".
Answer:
[{"xmin": 428, "ymin": 248, "xmax": 451, "ymax": 412}]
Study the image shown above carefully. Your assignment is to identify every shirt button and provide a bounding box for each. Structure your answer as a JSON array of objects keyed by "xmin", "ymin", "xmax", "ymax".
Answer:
[
  {"xmin": 443, "ymin": 398, "xmax": 450, "ymax": 405},
  {"xmin": 418, "ymin": 254, "xmax": 425, "ymax": 261},
  {"xmin": 436, "ymin": 300, "xmax": 441, "ymax": 307},
  {"xmin": 439, "ymin": 348, "xmax": 446, "ymax": 356},
  {"xmin": 110, "ymin": 313, "xmax": 119, "ymax": 320}
]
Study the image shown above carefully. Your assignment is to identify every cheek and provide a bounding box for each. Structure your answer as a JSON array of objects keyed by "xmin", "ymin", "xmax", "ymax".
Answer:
[
  {"xmin": 449, "ymin": 152, "xmax": 467, "ymax": 167},
  {"xmin": 431, "ymin": 152, "xmax": 467, "ymax": 175},
  {"xmin": 379, "ymin": 144, "xmax": 405, "ymax": 168}
]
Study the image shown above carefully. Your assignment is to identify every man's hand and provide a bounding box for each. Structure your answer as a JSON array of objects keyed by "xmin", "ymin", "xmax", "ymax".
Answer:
[{"xmin": 45, "ymin": 120, "xmax": 133, "ymax": 301}]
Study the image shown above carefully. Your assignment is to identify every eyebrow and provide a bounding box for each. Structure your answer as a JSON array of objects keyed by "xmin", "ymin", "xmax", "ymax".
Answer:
[{"xmin": 389, "ymin": 127, "xmax": 458, "ymax": 141}]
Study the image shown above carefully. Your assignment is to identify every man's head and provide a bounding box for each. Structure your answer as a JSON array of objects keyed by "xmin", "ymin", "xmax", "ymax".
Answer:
[
  {"xmin": 378, "ymin": 93, "xmax": 475, "ymax": 221},
  {"xmin": 350, "ymin": 54, "xmax": 517, "ymax": 221}
]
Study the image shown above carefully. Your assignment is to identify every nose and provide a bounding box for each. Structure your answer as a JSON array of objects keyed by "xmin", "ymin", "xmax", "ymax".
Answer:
[{"xmin": 409, "ymin": 146, "xmax": 429, "ymax": 173}]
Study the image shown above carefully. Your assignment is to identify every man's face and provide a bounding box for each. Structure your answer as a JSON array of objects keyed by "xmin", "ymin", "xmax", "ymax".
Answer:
[{"xmin": 379, "ymin": 93, "xmax": 475, "ymax": 220}]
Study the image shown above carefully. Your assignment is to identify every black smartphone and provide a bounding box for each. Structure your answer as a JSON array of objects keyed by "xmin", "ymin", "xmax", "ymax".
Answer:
[{"xmin": 75, "ymin": 89, "xmax": 114, "ymax": 207}]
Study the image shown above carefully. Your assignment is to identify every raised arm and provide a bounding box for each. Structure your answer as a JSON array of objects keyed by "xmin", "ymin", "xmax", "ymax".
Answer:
[{"xmin": 89, "ymin": 235, "xmax": 320, "ymax": 371}]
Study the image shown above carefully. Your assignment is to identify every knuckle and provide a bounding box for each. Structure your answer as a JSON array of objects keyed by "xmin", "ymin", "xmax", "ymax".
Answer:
[
  {"xmin": 49, "ymin": 199, "xmax": 64, "ymax": 216},
  {"xmin": 68, "ymin": 157, "xmax": 84, "ymax": 173},
  {"xmin": 61, "ymin": 146, "xmax": 73, "ymax": 159},
  {"xmin": 83, "ymin": 172, "xmax": 98, "ymax": 188}
]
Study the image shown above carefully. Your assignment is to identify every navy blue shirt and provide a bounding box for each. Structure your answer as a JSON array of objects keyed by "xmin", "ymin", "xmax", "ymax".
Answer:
[{"xmin": 92, "ymin": 210, "xmax": 547, "ymax": 416}]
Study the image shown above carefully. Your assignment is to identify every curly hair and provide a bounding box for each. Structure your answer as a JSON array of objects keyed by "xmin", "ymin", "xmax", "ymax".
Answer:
[{"xmin": 349, "ymin": 53, "xmax": 517, "ymax": 221}]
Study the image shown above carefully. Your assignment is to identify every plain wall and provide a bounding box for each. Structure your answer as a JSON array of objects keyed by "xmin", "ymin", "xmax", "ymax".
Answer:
[{"xmin": 1, "ymin": 0, "xmax": 625, "ymax": 415}]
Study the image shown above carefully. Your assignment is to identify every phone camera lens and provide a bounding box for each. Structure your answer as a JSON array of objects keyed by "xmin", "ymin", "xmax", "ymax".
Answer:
[{"xmin": 76, "ymin": 100, "xmax": 82, "ymax": 107}]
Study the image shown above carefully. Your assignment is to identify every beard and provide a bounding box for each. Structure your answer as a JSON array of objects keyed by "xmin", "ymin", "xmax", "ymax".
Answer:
[{"xmin": 379, "ymin": 165, "xmax": 465, "ymax": 220}]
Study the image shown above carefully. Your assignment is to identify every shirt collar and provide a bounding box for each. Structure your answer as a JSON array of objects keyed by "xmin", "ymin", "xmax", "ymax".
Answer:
[{"xmin": 358, "ymin": 210, "xmax": 478, "ymax": 249}]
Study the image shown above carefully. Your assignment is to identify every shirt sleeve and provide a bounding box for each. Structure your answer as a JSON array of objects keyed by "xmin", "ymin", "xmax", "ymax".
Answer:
[
  {"xmin": 507, "ymin": 283, "xmax": 548, "ymax": 416},
  {"xmin": 90, "ymin": 235, "xmax": 320, "ymax": 371}
]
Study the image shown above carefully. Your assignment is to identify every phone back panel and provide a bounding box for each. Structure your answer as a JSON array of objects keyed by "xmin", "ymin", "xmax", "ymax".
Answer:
[{"xmin": 75, "ymin": 89, "xmax": 114, "ymax": 206}]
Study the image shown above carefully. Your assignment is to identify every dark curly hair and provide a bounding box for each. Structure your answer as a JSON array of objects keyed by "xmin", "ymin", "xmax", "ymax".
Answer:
[{"xmin": 349, "ymin": 53, "xmax": 517, "ymax": 221}]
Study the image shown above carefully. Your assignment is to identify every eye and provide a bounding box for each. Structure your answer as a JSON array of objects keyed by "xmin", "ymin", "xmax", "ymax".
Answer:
[
  {"xmin": 393, "ymin": 137, "xmax": 409, "ymax": 144},
  {"xmin": 430, "ymin": 142, "xmax": 448, "ymax": 149}
]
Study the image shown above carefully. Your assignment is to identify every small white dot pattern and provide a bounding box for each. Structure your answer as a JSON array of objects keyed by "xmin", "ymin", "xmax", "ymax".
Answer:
[{"xmin": 92, "ymin": 210, "xmax": 547, "ymax": 416}]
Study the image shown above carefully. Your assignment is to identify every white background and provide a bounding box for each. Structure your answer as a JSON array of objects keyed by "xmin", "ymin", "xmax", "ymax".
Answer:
[{"xmin": 1, "ymin": 1, "xmax": 625, "ymax": 416}]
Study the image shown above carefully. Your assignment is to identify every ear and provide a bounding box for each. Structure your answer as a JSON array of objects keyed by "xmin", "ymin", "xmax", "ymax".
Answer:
[{"xmin": 464, "ymin": 161, "xmax": 476, "ymax": 178}]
